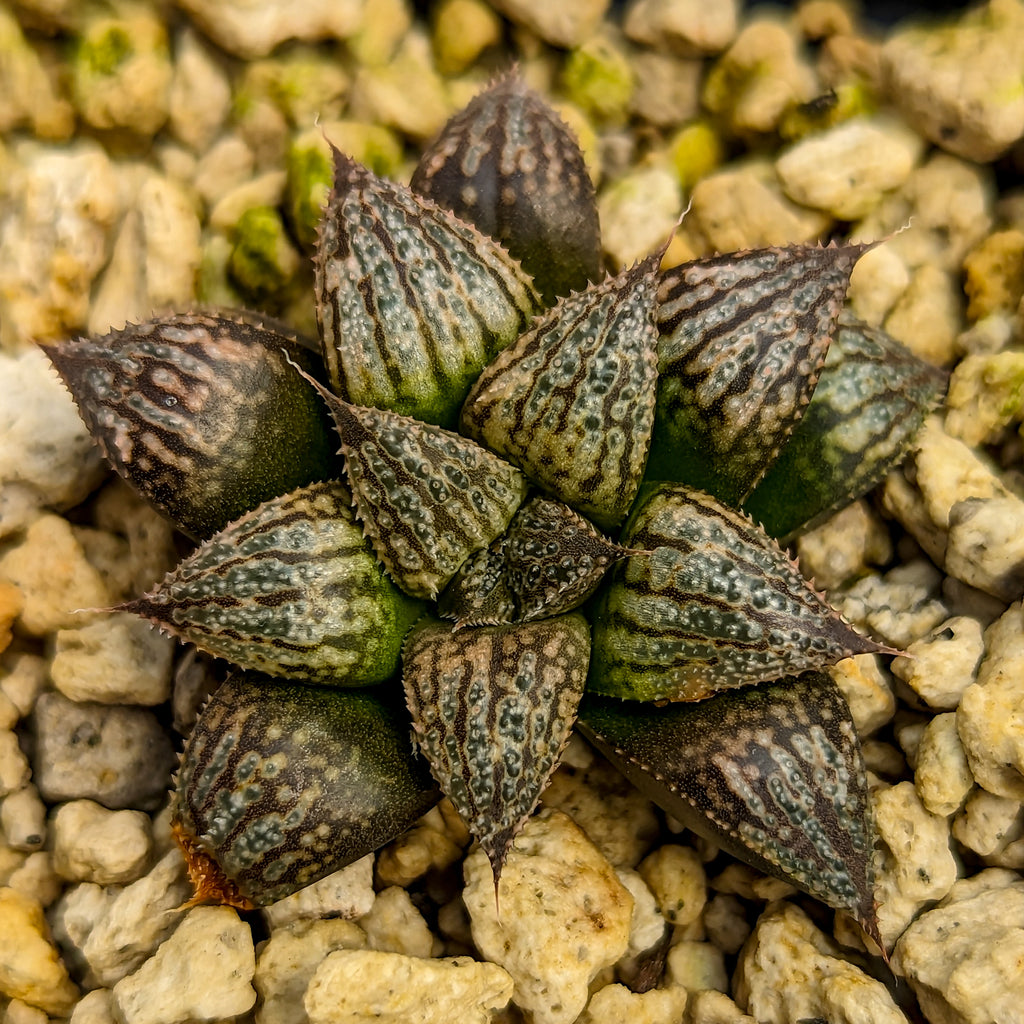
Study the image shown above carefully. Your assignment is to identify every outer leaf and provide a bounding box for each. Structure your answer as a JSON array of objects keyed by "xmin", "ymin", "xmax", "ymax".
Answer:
[
  {"xmin": 589, "ymin": 484, "xmax": 888, "ymax": 701},
  {"xmin": 743, "ymin": 313, "xmax": 949, "ymax": 540},
  {"xmin": 43, "ymin": 312, "xmax": 337, "ymax": 540},
  {"xmin": 461, "ymin": 254, "xmax": 661, "ymax": 530},
  {"xmin": 647, "ymin": 243, "xmax": 869, "ymax": 506},
  {"xmin": 576, "ymin": 673, "xmax": 883, "ymax": 951},
  {"xmin": 411, "ymin": 71, "xmax": 601, "ymax": 306},
  {"xmin": 124, "ymin": 480, "xmax": 425, "ymax": 685},
  {"xmin": 305, "ymin": 380, "xmax": 529, "ymax": 600},
  {"xmin": 173, "ymin": 674, "xmax": 438, "ymax": 908},
  {"xmin": 315, "ymin": 149, "xmax": 539, "ymax": 429},
  {"xmin": 403, "ymin": 614, "xmax": 590, "ymax": 887}
]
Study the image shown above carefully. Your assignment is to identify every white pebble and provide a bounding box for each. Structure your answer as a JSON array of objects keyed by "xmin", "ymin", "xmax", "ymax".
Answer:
[
  {"xmin": 952, "ymin": 788, "xmax": 1023, "ymax": 858},
  {"xmin": 637, "ymin": 845, "xmax": 707, "ymax": 928},
  {"xmin": 359, "ymin": 885, "xmax": 438, "ymax": 959},
  {"xmin": 263, "ymin": 856, "xmax": 375, "ymax": 930},
  {"xmin": 666, "ymin": 939, "xmax": 728, "ymax": 993},
  {"xmin": 0, "ymin": 784, "xmax": 45, "ymax": 851},
  {"xmin": 0, "ymin": 729, "xmax": 30, "ymax": 798},
  {"xmin": 111, "ymin": 906, "xmax": 256, "ymax": 1024},
  {"xmin": 891, "ymin": 616, "xmax": 985, "ymax": 710},
  {"xmin": 914, "ymin": 713, "xmax": 974, "ymax": 817},
  {"xmin": 51, "ymin": 800, "xmax": 153, "ymax": 884}
]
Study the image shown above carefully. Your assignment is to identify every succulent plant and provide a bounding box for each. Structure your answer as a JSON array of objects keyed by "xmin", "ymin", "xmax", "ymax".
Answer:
[{"xmin": 46, "ymin": 73, "xmax": 946, "ymax": 957}]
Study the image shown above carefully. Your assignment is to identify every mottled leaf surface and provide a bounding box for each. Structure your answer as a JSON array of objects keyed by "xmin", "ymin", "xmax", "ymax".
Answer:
[
  {"xmin": 461, "ymin": 255, "xmax": 661, "ymax": 530},
  {"xmin": 411, "ymin": 71, "xmax": 601, "ymax": 306},
  {"xmin": 315, "ymin": 149, "xmax": 539, "ymax": 428},
  {"xmin": 125, "ymin": 480, "xmax": 425, "ymax": 685},
  {"xmin": 307, "ymin": 381, "xmax": 529, "ymax": 600},
  {"xmin": 403, "ymin": 614, "xmax": 590, "ymax": 885},
  {"xmin": 743, "ymin": 313, "xmax": 949, "ymax": 540},
  {"xmin": 438, "ymin": 539, "xmax": 516, "ymax": 628},
  {"xmin": 647, "ymin": 243, "xmax": 868, "ymax": 506},
  {"xmin": 44, "ymin": 312, "xmax": 337, "ymax": 539},
  {"xmin": 589, "ymin": 484, "xmax": 887, "ymax": 701},
  {"xmin": 577, "ymin": 673, "xmax": 882, "ymax": 950},
  {"xmin": 174, "ymin": 674, "xmax": 438, "ymax": 907}
]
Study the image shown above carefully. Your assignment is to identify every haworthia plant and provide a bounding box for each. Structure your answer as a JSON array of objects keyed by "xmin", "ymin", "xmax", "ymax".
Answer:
[{"xmin": 125, "ymin": 480, "xmax": 425, "ymax": 685}]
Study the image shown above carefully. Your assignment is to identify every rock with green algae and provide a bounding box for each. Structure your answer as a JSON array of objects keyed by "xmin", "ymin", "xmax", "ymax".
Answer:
[
  {"xmin": 286, "ymin": 124, "xmax": 404, "ymax": 250},
  {"xmin": 668, "ymin": 119, "xmax": 723, "ymax": 192},
  {"xmin": 562, "ymin": 32, "xmax": 635, "ymax": 125},
  {"xmin": 347, "ymin": 0, "xmax": 413, "ymax": 67},
  {"xmin": 71, "ymin": 6, "xmax": 172, "ymax": 136},
  {"xmin": 946, "ymin": 351, "xmax": 1024, "ymax": 447},
  {"xmin": 228, "ymin": 205, "xmax": 301, "ymax": 308},
  {"xmin": 431, "ymin": 0, "xmax": 503, "ymax": 75},
  {"xmin": 963, "ymin": 228, "xmax": 1024, "ymax": 321}
]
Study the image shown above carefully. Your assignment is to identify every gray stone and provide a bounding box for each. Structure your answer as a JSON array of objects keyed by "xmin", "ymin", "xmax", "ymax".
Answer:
[{"xmin": 30, "ymin": 692, "xmax": 176, "ymax": 811}]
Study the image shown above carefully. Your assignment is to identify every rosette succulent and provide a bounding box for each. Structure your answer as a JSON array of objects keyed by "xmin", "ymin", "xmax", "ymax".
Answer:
[{"xmin": 45, "ymin": 73, "xmax": 945, "ymax": 954}]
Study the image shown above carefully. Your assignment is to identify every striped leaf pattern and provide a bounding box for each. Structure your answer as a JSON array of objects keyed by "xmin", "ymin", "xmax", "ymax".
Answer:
[
  {"xmin": 577, "ymin": 673, "xmax": 883, "ymax": 952},
  {"xmin": 411, "ymin": 71, "xmax": 601, "ymax": 306},
  {"xmin": 647, "ymin": 243, "xmax": 869, "ymax": 506},
  {"xmin": 307, "ymin": 381, "xmax": 529, "ymax": 600},
  {"xmin": 43, "ymin": 313, "xmax": 337, "ymax": 539},
  {"xmin": 589, "ymin": 483, "xmax": 887, "ymax": 702},
  {"xmin": 743, "ymin": 313, "xmax": 949, "ymax": 539},
  {"xmin": 461, "ymin": 254, "xmax": 661, "ymax": 530},
  {"xmin": 438, "ymin": 539, "xmax": 516, "ymax": 628},
  {"xmin": 403, "ymin": 614, "xmax": 590, "ymax": 886},
  {"xmin": 124, "ymin": 480, "xmax": 425, "ymax": 686},
  {"xmin": 315, "ymin": 149, "xmax": 539, "ymax": 429},
  {"xmin": 173, "ymin": 674, "xmax": 438, "ymax": 907}
]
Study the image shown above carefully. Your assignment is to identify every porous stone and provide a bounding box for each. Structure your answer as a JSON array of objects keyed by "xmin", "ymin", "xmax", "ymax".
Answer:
[
  {"xmin": 254, "ymin": 918, "xmax": 367, "ymax": 1024},
  {"xmin": 80, "ymin": 850, "xmax": 191, "ymax": 987},
  {"xmin": 51, "ymin": 800, "xmax": 152, "ymax": 885},
  {"xmin": 666, "ymin": 940, "xmax": 728, "ymax": 993},
  {"xmin": 637, "ymin": 845, "xmax": 707, "ymax": 928},
  {"xmin": 359, "ymin": 885, "xmax": 437, "ymax": 959},
  {"xmin": 796, "ymin": 499, "xmax": 893, "ymax": 593},
  {"xmin": 836, "ymin": 558, "xmax": 949, "ymax": 650},
  {"xmin": 174, "ymin": 0, "xmax": 363, "ymax": 58},
  {"xmin": 883, "ymin": 263, "xmax": 961, "ymax": 367},
  {"xmin": 463, "ymin": 808, "xmax": 633, "ymax": 1024},
  {"xmin": 829, "ymin": 655, "xmax": 896, "ymax": 738},
  {"xmin": 51, "ymin": 614, "xmax": 173, "ymax": 706},
  {"xmin": 31, "ymin": 693, "xmax": 176, "ymax": 811},
  {"xmin": 616, "ymin": 868, "xmax": 668, "ymax": 957},
  {"xmin": 5, "ymin": 997, "xmax": 51, "ymax": 1024},
  {"xmin": 623, "ymin": 0, "xmax": 738, "ymax": 55},
  {"xmin": 541, "ymin": 739, "xmax": 660, "ymax": 868},
  {"xmin": 0, "ymin": 515, "xmax": 112, "ymax": 636},
  {"xmin": 881, "ymin": 1, "xmax": 1024, "ymax": 162},
  {"xmin": 597, "ymin": 163, "xmax": 682, "ymax": 266},
  {"xmin": 0, "ymin": 785, "xmax": 45, "ymax": 852},
  {"xmin": 628, "ymin": 51, "xmax": 702, "ymax": 127},
  {"xmin": 578, "ymin": 982, "xmax": 689, "ymax": 1024},
  {"xmin": 0, "ymin": 654, "xmax": 47, "ymax": 720},
  {"xmin": 111, "ymin": 905, "xmax": 256, "ymax": 1024},
  {"xmin": 88, "ymin": 170, "xmax": 202, "ymax": 335},
  {"xmin": 953, "ymin": 789, "xmax": 1024, "ymax": 858},
  {"xmin": 915, "ymin": 713, "xmax": 974, "ymax": 817},
  {"xmin": 562, "ymin": 31, "xmax": 635, "ymax": 125},
  {"xmin": 71, "ymin": 5, "xmax": 172, "ymax": 136},
  {"xmin": 487, "ymin": 0, "xmax": 610, "ymax": 47},
  {"xmin": 702, "ymin": 18, "xmax": 818, "ymax": 137},
  {"xmin": 893, "ymin": 869, "xmax": 1024, "ymax": 1024},
  {"xmin": 945, "ymin": 496, "xmax": 1024, "ymax": 602},
  {"xmin": 168, "ymin": 28, "xmax": 232, "ymax": 152},
  {"xmin": 685, "ymin": 990, "xmax": 757, "ymax": 1024},
  {"xmin": 375, "ymin": 805, "xmax": 465, "ymax": 888},
  {"xmin": 946, "ymin": 351, "xmax": 1024, "ymax": 447},
  {"xmin": 0, "ymin": 584, "xmax": 20, "ymax": 654},
  {"xmin": 48, "ymin": 881, "xmax": 119, "ymax": 985},
  {"xmin": 709, "ymin": 863, "xmax": 795, "ymax": 903},
  {"xmin": 686, "ymin": 160, "xmax": 831, "ymax": 254},
  {"xmin": 702, "ymin": 893, "xmax": 751, "ymax": 956},
  {"xmin": 846, "ymin": 244, "xmax": 911, "ymax": 327},
  {"xmin": 68, "ymin": 988, "xmax": 115, "ymax": 1024},
  {"xmin": 6, "ymin": 851, "xmax": 60, "ymax": 909},
  {"xmin": 0, "ymin": 7, "xmax": 72, "ymax": 138},
  {"xmin": 958, "ymin": 601, "xmax": 1024, "ymax": 800},
  {"xmin": 431, "ymin": 0, "xmax": 503, "ymax": 75},
  {"xmin": 776, "ymin": 117, "xmax": 923, "ymax": 220},
  {"xmin": 963, "ymin": 229, "xmax": 1024, "ymax": 322},
  {"xmin": 891, "ymin": 616, "xmax": 985, "ymax": 711},
  {"xmin": 735, "ymin": 902, "xmax": 906, "ymax": 1023},
  {"xmin": 0, "ymin": 140, "xmax": 118, "ymax": 348},
  {"xmin": 0, "ymin": 346, "xmax": 106, "ymax": 528},
  {"xmin": 0, "ymin": 729, "xmax": 30, "ymax": 798},
  {"xmin": 304, "ymin": 949, "xmax": 513, "ymax": 1024},
  {"xmin": 0, "ymin": 887, "xmax": 79, "ymax": 1016},
  {"xmin": 872, "ymin": 780, "xmax": 959, "ymax": 950},
  {"xmin": 263, "ymin": 856, "xmax": 376, "ymax": 929}
]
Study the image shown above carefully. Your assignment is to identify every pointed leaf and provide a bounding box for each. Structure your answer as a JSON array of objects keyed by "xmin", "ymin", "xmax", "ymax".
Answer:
[
  {"xmin": 173, "ymin": 674, "xmax": 438, "ymax": 908},
  {"xmin": 43, "ymin": 312, "xmax": 337, "ymax": 539},
  {"xmin": 576, "ymin": 673, "xmax": 882, "ymax": 950},
  {"xmin": 647, "ymin": 243, "xmax": 869, "ymax": 506},
  {"xmin": 403, "ymin": 614, "xmax": 590, "ymax": 886},
  {"xmin": 411, "ymin": 71, "xmax": 601, "ymax": 306},
  {"xmin": 306, "ymin": 380, "xmax": 529, "ymax": 600},
  {"xmin": 124, "ymin": 480, "xmax": 425, "ymax": 686},
  {"xmin": 461, "ymin": 255, "xmax": 661, "ymax": 530},
  {"xmin": 743, "ymin": 313, "xmax": 949, "ymax": 540},
  {"xmin": 589, "ymin": 483, "xmax": 889, "ymax": 702},
  {"xmin": 315, "ymin": 149, "xmax": 539, "ymax": 428},
  {"xmin": 505, "ymin": 496, "xmax": 639, "ymax": 621},
  {"xmin": 438, "ymin": 539, "xmax": 517, "ymax": 628}
]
